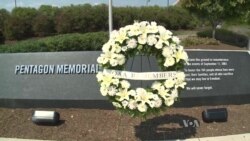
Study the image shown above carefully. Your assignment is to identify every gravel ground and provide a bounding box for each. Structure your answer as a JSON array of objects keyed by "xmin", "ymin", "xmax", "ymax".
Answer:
[{"xmin": 0, "ymin": 104, "xmax": 250, "ymax": 141}]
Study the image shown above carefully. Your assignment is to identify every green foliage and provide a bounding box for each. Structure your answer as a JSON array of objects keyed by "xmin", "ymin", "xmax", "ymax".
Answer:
[
  {"xmin": 0, "ymin": 9, "xmax": 9, "ymax": 31},
  {"xmin": 56, "ymin": 4, "xmax": 107, "ymax": 33},
  {"xmin": 197, "ymin": 29, "xmax": 248, "ymax": 47},
  {"xmin": 181, "ymin": 36, "xmax": 220, "ymax": 47},
  {"xmin": 181, "ymin": 0, "xmax": 250, "ymax": 38},
  {"xmin": 0, "ymin": 30, "xmax": 5, "ymax": 44},
  {"xmin": 2, "ymin": 4, "xmax": 197, "ymax": 40},
  {"xmin": 33, "ymin": 14, "xmax": 55, "ymax": 37},
  {"xmin": 113, "ymin": 6, "xmax": 197, "ymax": 30},
  {"xmin": 181, "ymin": 0, "xmax": 249, "ymax": 21},
  {"xmin": 113, "ymin": 7, "xmax": 139, "ymax": 29},
  {"xmin": 4, "ymin": 7, "xmax": 37, "ymax": 40},
  {"xmin": 158, "ymin": 6, "xmax": 197, "ymax": 30},
  {"xmin": 244, "ymin": 11, "xmax": 250, "ymax": 24},
  {"xmin": 0, "ymin": 32, "xmax": 108, "ymax": 53},
  {"xmin": 12, "ymin": 7, "xmax": 37, "ymax": 19},
  {"xmin": 4, "ymin": 16, "xmax": 28, "ymax": 40},
  {"xmin": 32, "ymin": 5, "xmax": 59, "ymax": 36},
  {"xmin": 38, "ymin": 5, "xmax": 59, "ymax": 18}
]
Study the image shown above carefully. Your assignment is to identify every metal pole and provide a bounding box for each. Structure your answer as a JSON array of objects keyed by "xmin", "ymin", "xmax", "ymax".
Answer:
[
  {"xmin": 108, "ymin": 0, "xmax": 113, "ymax": 39},
  {"xmin": 15, "ymin": 0, "xmax": 17, "ymax": 7},
  {"xmin": 167, "ymin": 0, "xmax": 169, "ymax": 7}
]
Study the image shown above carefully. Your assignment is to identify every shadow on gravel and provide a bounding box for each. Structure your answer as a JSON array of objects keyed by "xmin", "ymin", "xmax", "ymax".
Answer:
[{"xmin": 135, "ymin": 114, "xmax": 199, "ymax": 140}]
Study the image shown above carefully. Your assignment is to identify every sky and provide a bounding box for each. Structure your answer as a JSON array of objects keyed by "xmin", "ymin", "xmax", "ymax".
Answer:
[{"xmin": 0, "ymin": 0, "xmax": 178, "ymax": 11}]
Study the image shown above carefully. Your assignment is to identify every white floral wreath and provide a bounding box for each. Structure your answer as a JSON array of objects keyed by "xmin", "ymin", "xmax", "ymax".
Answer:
[{"xmin": 97, "ymin": 21, "xmax": 188, "ymax": 117}]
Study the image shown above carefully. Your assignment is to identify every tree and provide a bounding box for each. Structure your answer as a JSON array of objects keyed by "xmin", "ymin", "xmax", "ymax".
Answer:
[
  {"xmin": 0, "ymin": 9, "xmax": 10, "ymax": 31},
  {"xmin": 5, "ymin": 7, "xmax": 38, "ymax": 39},
  {"xmin": 181, "ymin": 0, "xmax": 250, "ymax": 38},
  {"xmin": 33, "ymin": 5, "xmax": 59, "ymax": 36}
]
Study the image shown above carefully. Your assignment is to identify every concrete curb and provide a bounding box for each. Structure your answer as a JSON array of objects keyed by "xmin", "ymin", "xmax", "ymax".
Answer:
[
  {"xmin": 0, "ymin": 138, "xmax": 54, "ymax": 141},
  {"xmin": 1, "ymin": 133, "xmax": 250, "ymax": 141},
  {"xmin": 163, "ymin": 133, "xmax": 250, "ymax": 141}
]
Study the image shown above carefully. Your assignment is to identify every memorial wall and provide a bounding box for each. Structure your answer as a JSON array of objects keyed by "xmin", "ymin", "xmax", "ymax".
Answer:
[{"xmin": 0, "ymin": 50, "xmax": 249, "ymax": 107}]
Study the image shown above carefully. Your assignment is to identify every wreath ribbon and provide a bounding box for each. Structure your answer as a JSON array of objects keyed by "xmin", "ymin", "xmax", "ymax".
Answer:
[{"xmin": 103, "ymin": 69, "xmax": 177, "ymax": 80}]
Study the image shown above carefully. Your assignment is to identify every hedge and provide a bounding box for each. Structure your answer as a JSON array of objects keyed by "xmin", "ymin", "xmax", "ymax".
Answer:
[
  {"xmin": 0, "ymin": 32, "xmax": 108, "ymax": 53},
  {"xmin": 1, "ymin": 4, "xmax": 197, "ymax": 40},
  {"xmin": 181, "ymin": 36, "xmax": 219, "ymax": 47},
  {"xmin": 197, "ymin": 29, "xmax": 249, "ymax": 47},
  {"xmin": 0, "ymin": 30, "xmax": 5, "ymax": 44},
  {"xmin": 4, "ymin": 7, "xmax": 37, "ymax": 40}
]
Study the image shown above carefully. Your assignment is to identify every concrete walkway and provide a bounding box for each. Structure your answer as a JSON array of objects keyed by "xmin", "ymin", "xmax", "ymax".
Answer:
[{"xmin": 1, "ymin": 133, "xmax": 250, "ymax": 141}]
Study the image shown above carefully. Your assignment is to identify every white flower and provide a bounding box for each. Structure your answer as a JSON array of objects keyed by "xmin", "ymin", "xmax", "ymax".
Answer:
[
  {"xmin": 116, "ymin": 54, "xmax": 126, "ymax": 65},
  {"xmin": 101, "ymin": 75, "xmax": 114, "ymax": 87},
  {"xmin": 128, "ymin": 25, "xmax": 141, "ymax": 36},
  {"xmin": 175, "ymin": 72, "xmax": 186, "ymax": 88},
  {"xmin": 138, "ymin": 34, "xmax": 147, "ymax": 45},
  {"xmin": 135, "ymin": 88, "xmax": 152, "ymax": 104},
  {"xmin": 110, "ymin": 58, "xmax": 118, "ymax": 66},
  {"xmin": 128, "ymin": 90, "xmax": 136, "ymax": 97},
  {"xmin": 157, "ymin": 26, "xmax": 167, "ymax": 34},
  {"xmin": 122, "ymin": 100, "xmax": 129, "ymax": 108},
  {"xmin": 155, "ymin": 40, "xmax": 163, "ymax": 49},
  {"xmin": 112, "ymin": 102, "xmax": 122, "ymax": 108},
  {"xmin": 121, "ymin": 46, "xmax": 128, "ymax": 52},
  {"xmin": 164, "ymin": 79, "xmax": 175, "ymax": 88},
  {"xmin": 126, "ymin": 38, "xmax": 137, "ymax": 48},
  {"xmin": 115, "ymin": 28, "xmax": 128, "ymax": 44},
  {"xmin": 176, "ymin": 81, "xmax": 187, "ymax": 89},
  {"xmin": 100, "ymin": 86, "xmax": 108, "ymax": 96},
  {"xmin": 152, "ymin": 94, "xmax": 160, "ymax": 100},
  {"xmin": 170, "ymin": 88, "xmax": 179, "ymax": 98},
  {"xmin": 102, "ymin": 42, "xmax": 111, "ymax": 53},
  {"xmin": 146, "ymin": 22, "xmax": 158, "ymax": 33},
  {"xmin": 148, "ymin": 101, "xmax": 155, "ymax": 108},
  {"xmin": 175, "ymin": 48, "xmax": 188, "ymax": 63},
  {"xmin": 137, "ymin": 103, "xmax": 147, "ymax": 112},
  {"xmin": 111, "ymin": 43, "xmax": 122, "ymax": 53},
  {"xmin": 140, "ymin": 21, "xmax": 149, "ymax": 26},
  {"xmin": 139, "ymin": 21, "xmax": 149, "ymax": 34},
  {"xmin": 176, "ymin": 72, "xmax": 185, "ymax": 81},
  {"xmin": 108, "ymin": 86, "xmax": 117, "ymax": 96},
  {"xmin": 120, "ymin": 80, "xmax": 130, "ymax": 89},
  {"xmin": 110, "ymin": 30, "xmax": 119, "ymax": 40},
  {"xmin": 98, "ymin": 52, "xmax": 113, "ymax": 65},
  {"xmin": 116, "ymin": 89, "xmax": 130, "ymax": 101},
  {"xmin": 128, "ymin": 100, "xmax": 137, "ymax": 110},
  {"xmin": 112, "ymin": 78, "xmax": 119, "ymax": 86},
  {"xmin": 172, "ymin": 36, "xmax": 180, "ymax": 44},
  {"xmin": 96, "ymin": 72, "xmax": 104, "ymax": 82},
  {"xmin": 151, "ymin": 81, "xmax": 162, "ymax": 90},
  {"xmin": 163, "ymin": 40, "xmax": 170, "ymax": 46},
  {"xmin": 159, "ymin": 31, "xmax": 171, "ymax": 42},
  {"xmin": 147, "ymin": 35, "xmax": 157, "ymax": 46},
  {"xmin": 162, "ymin": 47, "xmax": 174, "ymax": 57},
  {"xmin": 164, "ymin": 57, "xmax": 175, "ymax": 67},
  {"xmin": 164, "ymin": 97, "xmax": 175, "ymax": 106},
  {"xmin": 155, "ymin": 99, "xmax": 162, "ymax": 108},
  {"xmin": 97, "ymin": 56, "xmax": 104, "ymax": 64},
  {"xmin": 158, "ymin": 86, "xmax": 170, "ymax": 98},
  {"xmin": 97, "ymin": 53, "xmax": 110, "ymax": 65}
]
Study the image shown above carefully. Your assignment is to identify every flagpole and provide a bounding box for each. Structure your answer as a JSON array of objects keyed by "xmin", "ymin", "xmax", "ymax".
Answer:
[{"xmin": 108, "ymin": 0, "xmax": 113, "ymax": 39}]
